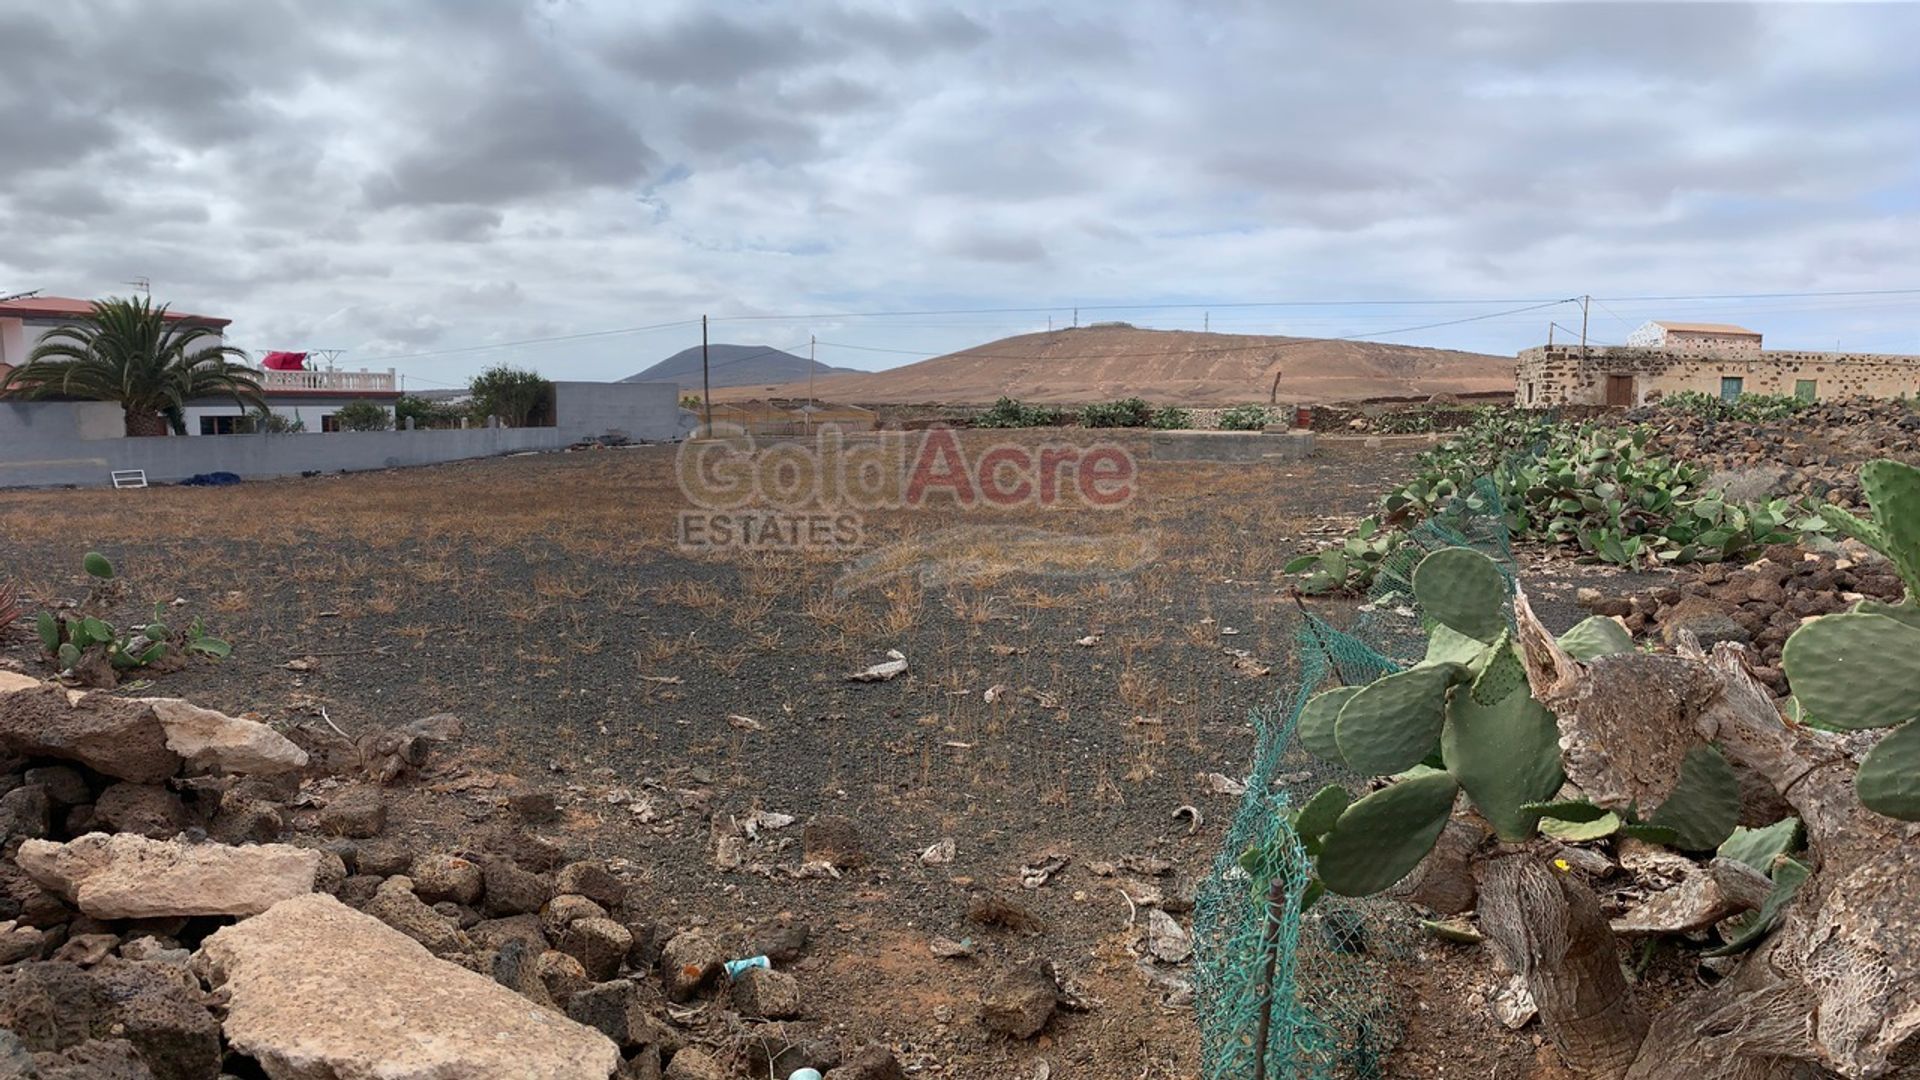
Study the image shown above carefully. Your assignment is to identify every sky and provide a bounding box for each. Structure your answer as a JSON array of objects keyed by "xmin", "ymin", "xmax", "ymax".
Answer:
[{"xmin": 3, "ymin": 0, "xmax": 1919, "ymax": 391}]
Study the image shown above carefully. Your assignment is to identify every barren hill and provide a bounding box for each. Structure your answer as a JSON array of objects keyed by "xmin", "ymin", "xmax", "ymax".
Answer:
[
  {"xmin": 711, "ymin": 326, "xmax": 1514, "ymax": 405},
  {"xmin": 624, "ymin": 343, "xmax": 856, "ymax": 391}
]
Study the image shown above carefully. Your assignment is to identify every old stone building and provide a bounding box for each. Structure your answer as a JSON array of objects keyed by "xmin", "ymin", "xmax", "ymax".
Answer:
[{"xmin": 1517, "ymin": 321, "xmax": 1920, "ymax": 406}]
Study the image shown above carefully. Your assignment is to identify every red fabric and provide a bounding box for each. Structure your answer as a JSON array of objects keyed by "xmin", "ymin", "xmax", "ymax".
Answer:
[{"xmin": 262, "ymin": 351, "xmax": 308, "ymax": 371}]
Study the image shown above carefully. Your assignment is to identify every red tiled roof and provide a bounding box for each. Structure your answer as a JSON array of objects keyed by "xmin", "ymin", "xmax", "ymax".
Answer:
[
  {"xmin": 1652, "ymin": 321, "xmax": 1760, "ymax": 337},
  {"xmin": 0, "ymin": 296, "xmax": 231, "ymax": 327}
]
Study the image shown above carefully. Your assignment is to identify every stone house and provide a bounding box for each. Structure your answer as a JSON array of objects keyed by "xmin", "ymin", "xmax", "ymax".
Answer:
[{"xmin": 1517, "ymin": 321, "xmax": 1920, "ymax": 407}]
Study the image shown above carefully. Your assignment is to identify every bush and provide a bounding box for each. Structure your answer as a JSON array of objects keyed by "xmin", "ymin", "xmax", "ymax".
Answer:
[
  {"xmin": 1079, "ymin": 397, "xmax": 1155, "ymax": 429},
  {"xmin": 394, "ymin": 394, "xmax": 466, "ymax": 430},
  {"xmin": 1149, "ymin": 406, "xmax": 1193, "ymax": 430},
  {"xmin": 1217, "ymin": 404, "xmax": 1272, "ymax": 431},
  {"xmin": 471, "ymin": 365, "xmax": 554, "ymax": 427},
  {"xmin": 248, "ymin": 408, "xmax": 304, "ymax": 434},
  {"xmin": 333, "ymin": 401, "xmax": 392, "ymax": 432},
  {"xmin": 974, "ymin": 396, "xmax": 1067, "ymax": 428}
]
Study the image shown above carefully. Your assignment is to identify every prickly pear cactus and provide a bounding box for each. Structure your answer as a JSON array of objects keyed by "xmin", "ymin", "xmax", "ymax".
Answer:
[
  {"xmin": 1783, "ymin": 458, "xmax": 1920, "ymax": 820},
  {"xmin": 1299, "ymin": 546, "xmax": 1630, "ymax": 892}
]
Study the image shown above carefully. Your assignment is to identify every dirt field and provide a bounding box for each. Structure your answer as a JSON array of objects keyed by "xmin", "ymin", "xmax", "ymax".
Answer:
[{"xmin": 0, "ymin": 433, "xmax": 1617, "ymax": 1078}]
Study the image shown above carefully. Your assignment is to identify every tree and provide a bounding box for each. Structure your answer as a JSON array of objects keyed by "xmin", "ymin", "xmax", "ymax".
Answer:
[
  {"xmin": 394, "ymin": 394, "xmax": 464, "ymax": 430},
  {"xmin": 0, "ymin": 296, "xmax": 263, "ymax": 436},
  {"xmin": 333, "ymin": 401, "xmax": 392, "ymax": 431},
  {"xmin": 469, "ymin": 365, "xmax": 552, "ymax": 427}
]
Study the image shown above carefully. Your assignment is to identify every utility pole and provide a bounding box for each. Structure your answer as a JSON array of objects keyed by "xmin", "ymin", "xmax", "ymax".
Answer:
[
  {"xmin": 1547, "ymin": 322, "xmax": 1555, "ymax": 348},
  {"xmin": 1579, "ymin": 295, "xmax": 1590, "ymax": 357},
  {"xmin": 808, "ymin": 334, "xmax": 816, "ymax": 436},
  {"xmin": 1204, "ymin": 311, "xmax": 1210, "ymax": 333},
  {"xmin": 701, "ymin": 315, "xmax": 712, "ymax": 437},
  {"xmin": 1073, "ymin": 307, "xmax": 1078, "ymax": 329}
]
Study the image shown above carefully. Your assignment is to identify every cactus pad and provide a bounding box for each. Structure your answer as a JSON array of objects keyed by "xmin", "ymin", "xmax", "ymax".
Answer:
[
  {"xmin": 1441, "ymin": 680, "xmax": 1564, "ymax": 841},
  {"xmin": 1556, "ymin": 616, "xmax": 1634, "ymax": 661},
  {"xmin": 1296, "ymin": 686, "xmax": 1360, "ymax": 766},
  {"xmin": 1781, "ymin": 613, "xmax": 1920, "ymax": 730},
  {"xmin": 1334, "ymin": 662, "xmax": 1460, "ymax": 776},
  {"xmin": 1411, "ymin": 546, "xmax": 1508, "ymax": 642},
  {"xmin": 1537, "ymin": 813, "xmax": 1621, "ymax": 841},
  {"xmin": 1856, "ymin": 719, "xmax": 1920, "ymax": 821},
  {"xmin": 1717, "ymin": 816, "xmax": 1803, "ymax": 872},
  {"xmin": 1426, "ymin": 623, "xmax": 1492, "ymax": 667},
  {"xmin": 1292, "ymin": 784, "xmax": 1350, "ymax": 847},
  {"xmin": 1469, "ymin": 635, "xmax": 1526, "ymax": 706},
  {"xmin": 82, "ymin": 551, "xmax": 114, "ymax": 579},
  {"xmin": 1648, "ymin": 744, "xmax": 1741, "ymax": 850},
  {"xmin": 1315, "ymin": 771, "xmax": 1459, "ymax": 897},
  {"xmin": 1861, "ymin": 459, "xmax": 1920, "ymax": 595}
]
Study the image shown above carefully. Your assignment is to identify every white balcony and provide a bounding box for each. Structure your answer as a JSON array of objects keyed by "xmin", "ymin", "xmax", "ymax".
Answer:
[{"xmin": 258, "ymin": 367, "xmax": 398, "ymax": 394}]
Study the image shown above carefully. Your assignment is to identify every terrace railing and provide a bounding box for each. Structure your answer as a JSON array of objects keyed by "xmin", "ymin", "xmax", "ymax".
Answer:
[{"xmin": 258, "ymin": 368, "xmax": 398, "ymax": 393}]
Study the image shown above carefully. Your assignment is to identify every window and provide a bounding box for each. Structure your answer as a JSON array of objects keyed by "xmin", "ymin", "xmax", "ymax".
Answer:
[
  {"xmin": 1525, "ymin": 382, "xmax": 1535, "ymax": 404},
  {"xmin": 198, "ymin": 415, "xmax": 248, "ymax": 435},
  {"xmin": 321, "ymin": 414, "xmax": 340, "ymax": 433},
  {"xmin": 1794, "ymin": 379, "xmax": 1817, "ymax": 402},
  {"xmin": 1720, "ymin": 376, "xmax": 1744, "ymax": 402}
]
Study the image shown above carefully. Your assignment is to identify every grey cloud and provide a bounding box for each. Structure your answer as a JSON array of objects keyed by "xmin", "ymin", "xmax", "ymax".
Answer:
[
  {"xmin": 411, "ymin": 206, "xmax": 507, "ymax": 243},
  {"xmin": 5, "ymin": 0, "xmax": 1918, "ymax": 382},
  {"xmin": 363, "ymin": 78, "xmax": 657, "ymax": 207}
]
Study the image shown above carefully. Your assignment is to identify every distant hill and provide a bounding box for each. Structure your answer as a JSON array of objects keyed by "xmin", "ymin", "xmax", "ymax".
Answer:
[
  {"xmin": 623, "ymin": 344, "xmax": 857, "ymax": 391},
  {"xmin": 712, "ymin": 326, "xmax": 1514, "ymax": 406}
]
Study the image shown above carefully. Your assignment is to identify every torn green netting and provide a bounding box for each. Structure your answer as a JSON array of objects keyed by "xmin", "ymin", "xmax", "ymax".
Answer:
[{"xmin": 1194, "ymin": 484, "xmax": 1511, "ymax": 1079}]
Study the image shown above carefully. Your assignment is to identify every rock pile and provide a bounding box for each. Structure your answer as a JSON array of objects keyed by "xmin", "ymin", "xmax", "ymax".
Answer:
[
  {"xmin": 1632, "ymin": 398, "xmax": 1920, "ymax": 508},
  {"xmin": 0, "ymin": 675, "xmax": 903, "ymax": 1078},
  {"xmin": 1580, "ymin": 544, "xmax": 1904, "ymax": 692}
]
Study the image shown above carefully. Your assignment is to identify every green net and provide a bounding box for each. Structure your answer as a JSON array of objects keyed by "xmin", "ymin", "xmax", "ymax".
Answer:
[{"xmin": 1194, "ymin": 486, "xmax": 1512, "ymax": 1079}]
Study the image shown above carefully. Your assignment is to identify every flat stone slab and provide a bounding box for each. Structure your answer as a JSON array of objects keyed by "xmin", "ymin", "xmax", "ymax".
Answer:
[
  {"xmin": 16, "ymin": 833, "xmax": 319, "ymax": 919},
  {"xmin": 147, "ymin": 698, "xmax": 308, "ymax": 775},
  {"xmin": 200, "ymin": 893, "xmax": 620, "ymax": 1080}
]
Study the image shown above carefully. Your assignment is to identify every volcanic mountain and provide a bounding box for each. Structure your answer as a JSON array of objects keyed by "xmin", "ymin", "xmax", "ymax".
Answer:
[
  {"xmin": 710, "ymin": 326, "xmax": 1514, "ymax": 405},
  {"xmin": 623, "ymin": 344, "xmax": 857, "ymax": 391}
]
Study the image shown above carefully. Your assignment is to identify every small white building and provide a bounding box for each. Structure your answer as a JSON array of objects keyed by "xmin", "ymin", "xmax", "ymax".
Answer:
[{"xmin": 0, "ymin": 296, "xmax": 399, "ymax": 434}]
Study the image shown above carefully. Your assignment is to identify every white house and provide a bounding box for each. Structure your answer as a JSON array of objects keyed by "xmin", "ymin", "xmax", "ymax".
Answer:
[{"xmin": 0, "ymin": 296, "xmax": 399, "ymax": 434}]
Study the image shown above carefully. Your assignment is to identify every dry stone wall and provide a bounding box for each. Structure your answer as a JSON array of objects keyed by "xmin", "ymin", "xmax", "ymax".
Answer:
[{"xmin": 1516, "ymin": 345, "xmax": 1920, "ymax": 406}]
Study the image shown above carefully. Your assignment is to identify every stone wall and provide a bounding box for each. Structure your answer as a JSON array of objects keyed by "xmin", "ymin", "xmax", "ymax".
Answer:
[{"xmin": 1516, "ymin": 345, "xmax": 1920, "ymax": 406}]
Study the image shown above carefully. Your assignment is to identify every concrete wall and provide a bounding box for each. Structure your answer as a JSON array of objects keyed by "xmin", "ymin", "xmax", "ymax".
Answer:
[
  {"xmin": 551, "ymin": 380, "xmax": 695, "ymax": 443},
  {"xmin": 0, "ymin": 415, "xmax": 562, "ymax": 488},
  {"xmin": 1517, "ymin": 345, "xmax": 1920, "ymax": 406},
  {"xmin": 0, "ymin": 381, "xmax": 696, "ymax": 487}
]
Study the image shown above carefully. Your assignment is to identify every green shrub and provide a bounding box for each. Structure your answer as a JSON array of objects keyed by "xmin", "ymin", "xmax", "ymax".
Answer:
[
  {"xmin": 471, "ymin": 365, "xmax": 554, "ymax": 427},
  {"xmin": 974, "ymin": 396, "xmax": 1067, "ymax": 428},
  {"xmin": 1662, "ymin": 390, "xmax": 1808, "ymax": 423},
  {"xmin": 1217, "ymin": 404, "xmax": 1272, "ymax": 431},
  {"xmin": 394, "ymin": 395, "xmax": 468, "ymax": 430},
  {"xmin": 1149, "ymin": 406, "xmax": 1193, "ymax": 430},
  {"xmin": 1079, "ymin": 397, "xmax": 1155, "ymax": 429},
  {"xmin": 333, "ymin": 401, "xmax": 392, "ymax": 432}
]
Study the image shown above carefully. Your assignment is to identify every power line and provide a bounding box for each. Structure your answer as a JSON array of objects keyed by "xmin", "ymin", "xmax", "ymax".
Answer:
[{"xmin": 1593, "ymin": 287, "xmax": 1920, "ymax": 303}]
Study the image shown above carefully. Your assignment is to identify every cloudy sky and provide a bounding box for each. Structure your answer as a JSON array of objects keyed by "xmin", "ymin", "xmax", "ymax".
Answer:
[{"xmin": 3, "ymin": 0, "xmax": 1918, "ymax": 389}]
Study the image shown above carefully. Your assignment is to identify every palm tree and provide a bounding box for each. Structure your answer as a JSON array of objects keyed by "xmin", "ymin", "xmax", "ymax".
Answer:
[{"xmin": 0, "ymin": 296, "xmax": 264, "ymax": 436}]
